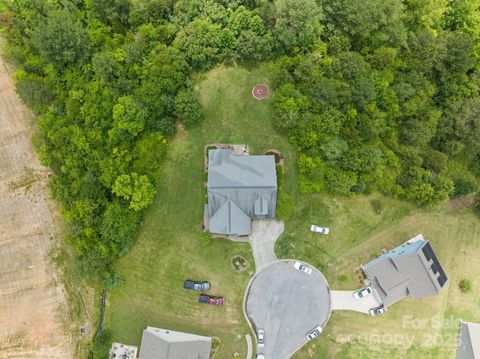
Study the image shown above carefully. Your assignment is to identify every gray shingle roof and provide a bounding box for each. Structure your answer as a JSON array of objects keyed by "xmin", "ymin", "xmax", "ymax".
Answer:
[
  {"xmin": 362, "ymin": 234, "xmax": 447, "ymax": 307},
  {"xmin": 138, "ymin": 327, "xmax": 212, "ymax": 359},
  {"xmin": 209, "ymin": 199, "xmax": 251, "ymax": 235},
  {"xmin": 208, "ymin": 149, "xmax": 277, "ymax": 188},
  {"xmin": 456, "ymin": 321, "xmax": 480, "ymax": 359},
  {"xmin": 207, "ymin": 149, "xmax": 277, "ymax": 235}
]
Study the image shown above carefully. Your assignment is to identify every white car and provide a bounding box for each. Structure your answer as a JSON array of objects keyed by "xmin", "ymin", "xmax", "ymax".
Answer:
[
  {"xmin": 294, "ymin": 261, "xmax": 312, "ymax": 274},
  {"xmin": 257, "ymin": 329, "xmax": 264, "ymax": 348},
  {"xmin": 369, "ymin": 305, "xmax": 387, "ymax": 316},
  {"xmin": 310, "ymin": 225, "xmax": 330, "ymax": 234},
  {"xmin": 306, "ymin": 325, "xmax": 323, "ymax": 340},
  {"xmin": 256, "ymin": 355, "xmax": 265, "ymax": 359},
  {"xmin": 353, "ymin": 286, "xmax": 372, "ymax": 299}
]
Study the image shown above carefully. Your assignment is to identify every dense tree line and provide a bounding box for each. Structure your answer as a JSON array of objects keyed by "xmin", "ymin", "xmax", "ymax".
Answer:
[
  {"xmin": 271, "ymin": 0, "xmax": 480, "ymax": 207},
  {"xmin": 1, "ymin": 0, "xmax": 480, "ymax": 271},
  {"xmin": 0, "ymin": 0, "xmax": 295, "ymax": 269}
]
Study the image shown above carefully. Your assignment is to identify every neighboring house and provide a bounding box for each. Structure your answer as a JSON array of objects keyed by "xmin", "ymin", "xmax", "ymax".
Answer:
[
  {"xmin": 206, "ymin": 149, "xmax": 277, "ymax": 236},
  {"xmin": 109, "ymin": 342, "xmax": 138, "ymax": 359},
  {"xmin": 138, "ymin": 326, "xmax": 212, "ymax": 359},
  {"xmin": 456, "ymin": 321, "xmax": 480, "ymax": 359},
  {"xmin": 362, "ymin": 234, "xmax": 448, "ymax": 307}
]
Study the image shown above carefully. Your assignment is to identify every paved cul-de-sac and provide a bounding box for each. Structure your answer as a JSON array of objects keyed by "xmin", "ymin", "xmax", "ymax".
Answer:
[{"xmin": 245, "ymin": 260, "xmax": 331, "ymax": 359}]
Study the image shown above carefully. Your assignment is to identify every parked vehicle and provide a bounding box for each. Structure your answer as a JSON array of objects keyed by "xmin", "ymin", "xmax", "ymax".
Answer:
[
  {"xmin": 256, "ymin": 355, "xmax": 265, "ymax": 359},
  {"xmin": 184, "ymin": 280, "xmax": 210, "ymax": 291},
  {"xmin": 306, "ymin": 326, "xmax": 323, "ymax": 341},
  {"xmin": 199, "ymin": 294, "xmax": 224, "ymax": 306},
  {"xmin": 353, "ymin": 286, "xmax": 372, "ymax": 299},
  {"xmin": 294, "ymin": 261, "xmax": 312, "ymax": 275},
  {"xmin": 257, "ymin": 329, "xmax": 265, "ymax": 348},
  {"xmin": 310, "ymin": 225, "xmax": 330, "ymax": 234},
  {"xmin": 369, "ymin": 305, "xmax": 387, "ymax": 316}
]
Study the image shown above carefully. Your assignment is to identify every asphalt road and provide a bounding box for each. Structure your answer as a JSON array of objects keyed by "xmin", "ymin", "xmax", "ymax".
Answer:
[{"xmin": 245, "ymin": 260, "xmax": 331, "ymax": 359}]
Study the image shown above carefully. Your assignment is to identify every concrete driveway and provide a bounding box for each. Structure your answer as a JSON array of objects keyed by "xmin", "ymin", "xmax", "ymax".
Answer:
[
  {"xmin": 330, "ymin": 290, "xmax": 382, "ymax": 314},
  {"xmin": 245, "ymin": 261, "xmax": 331, "ymax": 359},
  {"xmin": 248, "ymin": 219, "xmax": 284, "ymax": 273}
]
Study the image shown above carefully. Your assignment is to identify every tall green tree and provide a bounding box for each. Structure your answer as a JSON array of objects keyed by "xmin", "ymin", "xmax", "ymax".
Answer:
[
  {"xmin": 274, "ymin": 0, "xmax": 323, "ymax": 53},
  {"xmin": 33, "ymin": 9, "xmax": 88, "ymax": 68}
]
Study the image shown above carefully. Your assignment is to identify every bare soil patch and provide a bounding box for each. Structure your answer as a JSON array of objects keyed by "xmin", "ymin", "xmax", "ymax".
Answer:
[
  {"xmin": 0, "ymin": 39, "xmax": 73, "ymax": 358},
  {"xmin": 443, "ymin": 193, "xmax": 476, "ymax": 212},
  {"xmin": 252, "ymin": 84, "xmax": 269, "ymax": 100}
]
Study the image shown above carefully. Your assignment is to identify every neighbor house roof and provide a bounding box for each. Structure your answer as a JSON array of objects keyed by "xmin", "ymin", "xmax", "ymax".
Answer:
[
  {"xmin": 456, "ymin": 321, "xmax": 480, "ymax": 359},
  {"xmin": 138, "ymin": 326, "xmax": 212, "ymax": 359},
  {"xmin": 109, "ymin": 342, "xmax": 138, "ymax": 359},
  {"xmin": 207, "ymin": 149, "xmax": 277, "ymax": 236},
  {"xmin": 362, "ymin": 234, "xmax": 447, "ymax": 307}
]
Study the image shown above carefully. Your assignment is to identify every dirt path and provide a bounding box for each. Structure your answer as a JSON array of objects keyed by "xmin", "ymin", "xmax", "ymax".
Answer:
[{"xmin": 0, "ymin": 39, "xmax": 73, "ymax": 358}]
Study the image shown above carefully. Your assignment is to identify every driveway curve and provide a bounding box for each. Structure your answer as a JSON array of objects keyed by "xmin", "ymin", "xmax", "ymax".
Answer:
[
  {"xmin": 248, "ymin": 219, "xmax": 284, "ymax": 273},
  {"xmin": 245, "ymin": 260, "xmax": 331, "ymax": 359}
]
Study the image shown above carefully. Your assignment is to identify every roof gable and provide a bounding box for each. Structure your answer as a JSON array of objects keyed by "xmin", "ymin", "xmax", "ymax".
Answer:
[{"xmin": 209, "ymin": 199, "xmax": 251, "ymax": 235}]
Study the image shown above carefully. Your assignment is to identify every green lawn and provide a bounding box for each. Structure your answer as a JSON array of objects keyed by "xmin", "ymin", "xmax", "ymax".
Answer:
[
  {"xmin": 106, "ymin": 64, "xmax": 296, "ymax": 358},
  {"xmin": 283, "ymin": 196, "xmax": 480, "ymax": 358},
  {"xmin": 106, "ymin": 64, "xmax": 480, "ymax": 359}
]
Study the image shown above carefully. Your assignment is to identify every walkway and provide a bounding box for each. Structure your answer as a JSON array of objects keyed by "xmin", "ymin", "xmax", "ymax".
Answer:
[{"xmin": 245, "ymin": 334, "xmax": 252, "ymax": 359}]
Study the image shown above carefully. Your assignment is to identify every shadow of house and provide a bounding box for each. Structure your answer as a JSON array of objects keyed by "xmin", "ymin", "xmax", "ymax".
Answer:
[
  {"xmin": 206, "ymin": 149, "xmax": 277, "ymax": 236},
  {"xmin": 361, "ymin": 234, "xmax": 448, "ymax": 307}
]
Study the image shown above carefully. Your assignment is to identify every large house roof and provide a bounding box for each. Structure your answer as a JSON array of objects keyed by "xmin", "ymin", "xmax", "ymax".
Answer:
[
  {"xmin": 138, "ymin": 327, "xmax": 211, "ymax": 359},
  {"xmin": 456, "ymin": 321, "xmax": 480, "ymax": 359},
  {"xmin": 208, "ymin": 149, "xmax": 276, "ymax": 189},
  {"xmin": 362, "ymin": 234, "xmax": 447, "ymax": 307},
  {"xmin": 206, "ymin": 149, "xmax": 277, "ymax": 235}
]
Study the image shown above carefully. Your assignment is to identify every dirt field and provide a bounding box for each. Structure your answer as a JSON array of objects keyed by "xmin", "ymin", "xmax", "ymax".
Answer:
[{"xmin": 0, "ymin": 39, "xmax": 73, "ymax": 358}]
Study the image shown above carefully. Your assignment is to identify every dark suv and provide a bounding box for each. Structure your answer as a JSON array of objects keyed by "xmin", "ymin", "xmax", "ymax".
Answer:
[
  {"xmin": 198, "ymin": 294, "xmax": 224, "ymax": 306},
  {"xmin": 184, "ymin": 280, "xmax": 210, "ymax": 291}
]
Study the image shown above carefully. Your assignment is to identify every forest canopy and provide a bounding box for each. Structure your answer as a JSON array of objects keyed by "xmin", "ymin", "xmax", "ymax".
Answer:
[{"xmin": 1, "ymin": 0, "xmax": 480, "ymax": 269}]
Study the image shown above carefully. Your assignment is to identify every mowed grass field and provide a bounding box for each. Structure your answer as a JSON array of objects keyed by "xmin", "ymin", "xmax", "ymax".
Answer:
[
  {"xmin": 281, "ymin": 195, "xmax": 480, "ymax": 359},
  {"xmin": 105, "ymin": 64, "xmax": 296, "ymax": 357},
  {"xmin": 106, "ymin": 64, "xmax": 480, "ymax": 359}
]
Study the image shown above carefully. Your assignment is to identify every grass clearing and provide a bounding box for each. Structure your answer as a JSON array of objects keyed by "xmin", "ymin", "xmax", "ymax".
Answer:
[
  {"xmin": 105, "ymin": 64, "xmax": 296, "ymax": 357},
  {"xmin": 105, "ymin": 63, "xmax": 480, "ymax": 359},
  {"xmin": 287, "ymin": 203, "xmax": 480, "ymax": 359}
]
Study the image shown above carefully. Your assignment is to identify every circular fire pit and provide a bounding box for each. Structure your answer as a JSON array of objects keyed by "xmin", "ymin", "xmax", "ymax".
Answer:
[{"xmin": 252, "ymin": 84, "xmax": 269, "ymax": 100}]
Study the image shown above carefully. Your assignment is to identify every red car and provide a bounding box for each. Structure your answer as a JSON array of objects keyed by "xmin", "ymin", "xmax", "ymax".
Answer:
[{"xmin": 199, "ymin": 294, "xmax": 224, "ymax": 306}]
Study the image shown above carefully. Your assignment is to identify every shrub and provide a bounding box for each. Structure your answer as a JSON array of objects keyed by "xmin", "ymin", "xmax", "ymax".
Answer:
[
  {"xmin": 459, "ymin": 279, "xmax": 472, "ymax": 293},
  {"xmin": 370, "ymin": 199, "xmax": 385, "ymax": 214},
  {"xmin": 276, "ymin": 165, "xmax": 284, "ymax": 188},
  {"xmin": 339, "ymin": 274, "xmax": 348, "ymax": 282},
  {"xmin": 200, "ymin": 231, "xmax": 212, "ymax": 246},
  {"xmin": 474, "ymin": 192, "xmax": 480, "ymax": 216},
  {"xmin": 103, "ymin": 272, "xmax": 125, "ymax": 290},
  {"xmin": 453, "ymin": 178, "xmax": 477, "ymax": 197},
  {"xmin": 276, "ymin": 191, "xmax": 294, "ymax": 221}
]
